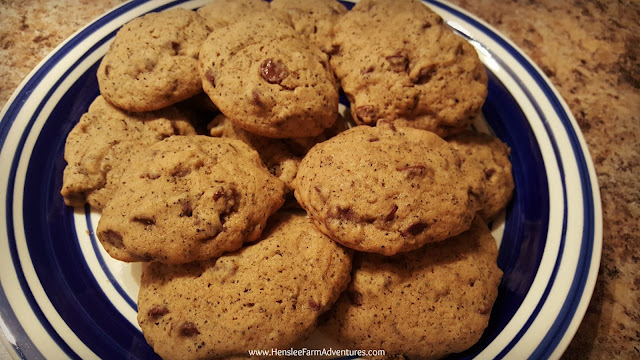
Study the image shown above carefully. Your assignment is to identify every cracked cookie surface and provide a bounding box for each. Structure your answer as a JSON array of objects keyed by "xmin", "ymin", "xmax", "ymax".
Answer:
[
  {"xmin": 294, "ymin": 122, "xmax": 484, "ymax": 255},
  {"xmin": 97, "ymin": 8, "xmax": 209, "ymax": 112},
  {"xmin": 137, "ymin": 211, "xmax": 352, "ymax": 360},
  {"xmin": 96, "ymin": 135, "xmax": 285, "ymax": 263}
]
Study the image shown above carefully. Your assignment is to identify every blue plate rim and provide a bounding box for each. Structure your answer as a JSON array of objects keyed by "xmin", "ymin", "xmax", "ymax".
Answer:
[{"xmin": 0, "ymin": 0, "xmax": 603, "ymax": 359}]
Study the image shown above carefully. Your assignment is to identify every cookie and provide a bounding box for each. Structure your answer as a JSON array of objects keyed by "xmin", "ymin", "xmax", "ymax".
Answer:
[
  {"xmin": 208, "ymin": 114, "xmax": 300, "ymax": 191},
  {"xmin": 96, "ymin": 135, "xmax": 285, "ymax": 264},
  {"xmin": 97, "ymin": 8, "xmax": 209, "ymax": 112},
  {"xmin": 199, "ymin": 13, "xmax": 340, "ymax": 138},
  {"xmin": 330, "ymin": 0, "xmax": 487, "ymax": 137},
  {"xmin": 448, "ymin": 130, "xmax": 514, "ymax": 221},
  {"xmin": 197, "ymin": 0, "xmax": 270, "ymax": 31},
  {"xmin": 270, "ymin": 0, "xmax": 348, "ymax": 54},
  {"xmin": 294, "ymin": 121, "xmax": 484, "ymax": 255},
  {"xmin": 321, "ymin": 217, "xmax": 502, "ymax": 359},
  {"xmin": 137, "ymin": 211, "xmax": 352, "ymax": 360},
  {"xmin": 60, "ymin": 95, "xmax": 196, "ymax": 210}
]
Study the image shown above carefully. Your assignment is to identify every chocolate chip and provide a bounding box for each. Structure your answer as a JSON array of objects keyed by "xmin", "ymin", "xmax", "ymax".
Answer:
[
  {"xmin": 259, "ymin": 58, "xmax": 289, "ymax": 84},
  {"xmin": 104, "ymin": 64, "xmax": 110, "ymax": 77},
  {"xmin": 213, "ymin": 189, "xmax": 225, "ymax": 201},
  {"xmin": 133, "ymin": 217, "xmax": 155, "ymax": 226},
  {"xmin": 142, "ymin": 173, "xmax": 161, "ymax": 180},
  {"xmin": 397, "ymin": 163, "xmax": 433, "ymax": 179},
  {"xmin": 179, "ymin": 322, "xmax": 200, "ymax": 337},
  {"xmin": 180, "ymin": 200, "xmax": 193, "ymax": 217},
  {"xmin": 172, "ymin": 167, "xmax": 191, "ymax": 178},
  {"xmin": 99, "ymin": 230, "xmax": 124, "ymax": 249},
  {"xmin": 360, "ymin": 65, "xmax": 375, "ymax": 75},
  {"xmin": 484, "ymin": 168, "xmax": 496, "ymax": 179},
  {"xmin": 204, "ymin": 70, "xmax": 215, "ymax": 88},
  {"xmin": 171, "ymin": 41, "xmax": 181, "ymax": 55},
  {"xmin": 308, "ymin": 298, "xmax": 323, "ymax": 311},
  {"xmin": 383, "ymin": 204, "xmax": 398, "ymax": 222},
  {"xmin": 396, "ymin": 164, "xmax": 429, "ymax": 176},
  {"xmin": 326, "ymin": 44, "xmax": 340, "ymax": 55},
  {"xmin": 403, "ymin": 222, "xmax": 429, "ymax": 236},
  {"xmin": 397, "ymin": 164, "xmax": 427, "ymax": 172},
  {"xmin": 479, "ymin": 303, "xmax": 492, "ymax": 315},
  {"xmin": 378, "ymin": 119, "xmax": 397, "ymax": 131},
  {"xmin": 251, "ymin": 89, "xmax": 264, "ymax": 107},
  {"xmin": 148, "ymin": 306, "xmax": 169, "ymax": 318},
  {"xmin": 336, "ymin": 207, "xmax": 356, "ymax": 221},
  {"xmin": 414, "ymin": 67, "xmax": 436, "ymax": 84},
  {"xmin": 368, "ymin": 137, "xmax": 380, "ymax": 142}
]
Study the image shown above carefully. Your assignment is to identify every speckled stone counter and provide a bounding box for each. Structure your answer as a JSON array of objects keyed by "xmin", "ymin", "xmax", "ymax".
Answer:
[{"xmin": 0, "ymin": 0, "xmax": 638, "ymax": 359}]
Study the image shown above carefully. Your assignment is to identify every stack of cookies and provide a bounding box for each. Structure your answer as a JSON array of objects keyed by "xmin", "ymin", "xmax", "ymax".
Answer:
[{"xmin": 60, "ymin": 0, "xmax": 513, "ymax": 359}]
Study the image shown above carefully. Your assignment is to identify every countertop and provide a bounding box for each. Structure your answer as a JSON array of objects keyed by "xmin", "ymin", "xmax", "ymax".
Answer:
[{"xmin": 0, "ymin": 0, "xmax": 638, "ymax": 359}]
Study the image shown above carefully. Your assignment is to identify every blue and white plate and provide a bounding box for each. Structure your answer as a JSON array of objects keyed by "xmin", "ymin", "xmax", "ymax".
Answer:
[{"xmin": 0, "ymin": 0, "xmax": 602, "ymax": 359}]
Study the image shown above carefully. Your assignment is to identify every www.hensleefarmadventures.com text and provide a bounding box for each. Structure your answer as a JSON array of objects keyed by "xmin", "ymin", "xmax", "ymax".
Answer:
[{"xmin": 247, "ymin": 348, "xmax": 386, "ymax": 357}]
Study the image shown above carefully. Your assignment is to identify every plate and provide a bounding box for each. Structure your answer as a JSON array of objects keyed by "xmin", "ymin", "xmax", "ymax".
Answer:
[{"xmin": 0, "ymin": 0, "xmax": 602, "ymax": 359}]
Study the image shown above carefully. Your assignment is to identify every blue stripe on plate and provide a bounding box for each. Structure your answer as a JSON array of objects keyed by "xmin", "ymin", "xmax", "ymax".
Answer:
[
  {"xmin": 1, "ymin": 0, "xmax": 196, "ymax": 358},
  {"xmin": 522, "ymin": 46, "xmax": 597, "ymax": 360},
  {"xmin": 0, "ymin": 284, "xmax": 41, "ymax": 359},
  {"xmin": 485, "ymin": 53, "xmax": 569, "ymax": 359},
  {"xmin": 85, "ymin": 204, "xmax": 138, "ymax": 311},
  {"xmin": 427, "ymin": 1, "xmax": 597, "ymax": 358},
  {"xmin": 447, "ymin": 67, "xmax": 551, "ymax": 359},
  {"xmin": 0, "ymin": 0, "xmax": 597, "ymax": 359}
]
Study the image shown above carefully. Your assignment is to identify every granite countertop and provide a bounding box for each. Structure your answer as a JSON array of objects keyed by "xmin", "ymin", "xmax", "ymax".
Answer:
[{"xmin": 0, "ymin": 0, "xmax": 638, "ymax": 359}]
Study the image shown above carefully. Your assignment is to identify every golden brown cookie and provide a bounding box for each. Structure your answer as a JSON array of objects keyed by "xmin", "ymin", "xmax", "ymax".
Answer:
[
  {"xmin": 199, "ymin": 13, "xmax": 339, "ymax": 138},
  {"xmin": 321, "ymin": 217, "xmax": 502, "ymax": 359},
  {"xmin": 97, "ymin": 8, "xmax": 208, "ymax": 112},
  {"xmin": 270, "ymin": 0, "xmax": 348, "ymax": 53},
  {"xmin": 294, "ymin": 122, "xmax": 484, "ymax": 255},
  {"xmin": 330, "ymin": 0, "xmax": 487, "ymax": 137},
  {"xmin": 60, "ymin": 96, "xmax": 196, "ymax": 209},
  {"xmin": 137, "ymin": 211, "xmax": 352, "ymax": 360},
  {"xmin": 96, "ymin": 135, "xmax": 285, "ymax": 263},
  {"xmin": 448, "ymin": 130, "xmax": 514, "ymax": 222}
]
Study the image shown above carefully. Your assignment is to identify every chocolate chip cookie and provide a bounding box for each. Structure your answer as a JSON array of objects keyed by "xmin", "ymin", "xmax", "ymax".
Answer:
[
  {"xmin": 330, "ymin": 0, "xmax": 487, "ymax": 137},
  {"xmin": 321, "ymin": 217, "xmax": 502, "ymax": 359},
  {"xmin": 448, "ymin": 130, "xmax": 514, "ymax": 221},
  {"xmin": 98, "ymin": 8, "xmax": 208, "ymax": 112},
  {"xmin": 137, "ymin": 211, "xmax": 352, "ymax": 360},
  {"xmin": 60, "ymin": 95, "xmax": 196, "ymax": 209},
  {"xmin": 199, "ymin": 13, "xmax": 340, "ymax": 138},
  {"xmin": 294, "ymin": 121, "xmax": 484, "ymax": 255},
  {"xmin": 96, "ymin": 135, "xmax": 285, "ymax": 263}
]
